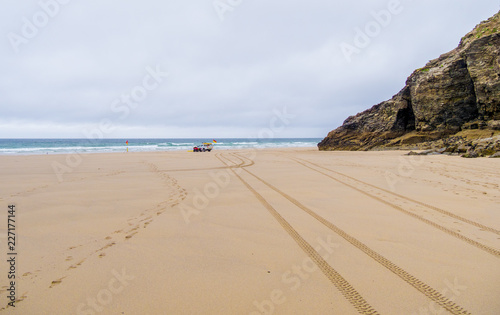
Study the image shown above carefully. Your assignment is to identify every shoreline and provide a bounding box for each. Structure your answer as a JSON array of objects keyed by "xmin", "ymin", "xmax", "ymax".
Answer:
[
  {"xmin": 4, "ymin": 145, "xmax": 500, "ymax": 162},
  {"xmin": 0, "ymin": 146, "xmax": 320, "ymax": 157},
  {"xmin": 0, "ymin": 138, "xmax": 323, "ymax": 156}
]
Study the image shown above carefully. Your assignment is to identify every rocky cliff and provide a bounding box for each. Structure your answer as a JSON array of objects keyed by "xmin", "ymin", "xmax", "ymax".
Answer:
[{"xmin": 319, "ymin": 11, "xmax": 500, "ymax": 152}]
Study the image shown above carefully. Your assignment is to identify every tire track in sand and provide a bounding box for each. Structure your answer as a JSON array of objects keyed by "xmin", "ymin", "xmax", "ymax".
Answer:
[
  {"xmin": 288, "ymin": 157, "xmax": 500, "ymax": 258},
  {"xmin": 216, "ymin": 154, "xmax": 379, "ymax": 315},
  {"xmin": 294, "ymin": 156, "xmax": 500, "ymax": 236},
  {"xmin": 227, "ymin": 153, "xmax": 471, "ymax": 315}
]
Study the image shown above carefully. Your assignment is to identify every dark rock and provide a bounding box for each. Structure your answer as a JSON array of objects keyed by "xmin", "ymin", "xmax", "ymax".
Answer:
[
  {"xmin": 456, "ymin": 145, "xmax": 469, "ymax": 153},
  {"xmin": 420, "ymin": 149, "xmax": 437, "ymax": 155},
  {"xmin": 406, "ymin": 148, "xmax": 445, "ymax": 156},
  {"xmin": 319, "ymin": 11, "xmax": 500, "ymax": 151},
  {"xmin": 488, "ymin": 120, "xmax": 500, "ymax": 130},
  {"xmin": 478, "ymin": 148, "xmax": 496, "ymax": 157},
  {"xmin": 462, "ymin": 150, "xmax": 479, "ymax": 158},
  {"xmin": 444, "ymin": 146, "xmax": 457, "ymax": 153}
]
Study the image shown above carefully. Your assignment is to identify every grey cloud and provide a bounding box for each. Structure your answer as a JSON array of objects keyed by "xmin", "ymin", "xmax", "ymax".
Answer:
[{"xmin": 0, "ymin": 0, "xmax": 498, "ymax": 138}]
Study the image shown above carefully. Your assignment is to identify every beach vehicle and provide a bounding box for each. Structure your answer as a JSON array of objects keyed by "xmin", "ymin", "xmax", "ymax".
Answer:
[{"xmin": 193, "ymin": 143, "xmax": 213, "ymax": 152}]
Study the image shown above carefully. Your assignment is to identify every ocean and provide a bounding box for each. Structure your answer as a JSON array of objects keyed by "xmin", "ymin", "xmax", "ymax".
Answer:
[{"xmin": 0, "ymin": 138, "xmax": 321, "ymax": 155}]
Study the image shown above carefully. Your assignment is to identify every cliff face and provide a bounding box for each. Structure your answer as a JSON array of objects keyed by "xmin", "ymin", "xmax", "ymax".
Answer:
[{"xmin": 319, "ymin": 11, "xmax": 500, "ymax": 151}]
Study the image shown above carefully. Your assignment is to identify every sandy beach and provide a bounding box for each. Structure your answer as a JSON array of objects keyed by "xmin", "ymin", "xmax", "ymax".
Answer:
[{"xmin": 0, "ymin": 148, "xmax": 499, "ymax": 314}]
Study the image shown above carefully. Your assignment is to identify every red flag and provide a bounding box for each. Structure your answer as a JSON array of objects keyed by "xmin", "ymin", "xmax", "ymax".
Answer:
[
  {"xmin": 213, "ymin": 139, "xmax": 217, "ymax": 143},
  {"xmin": 126, "ymin": 140, "xmax": 129, "ymax": 145}
]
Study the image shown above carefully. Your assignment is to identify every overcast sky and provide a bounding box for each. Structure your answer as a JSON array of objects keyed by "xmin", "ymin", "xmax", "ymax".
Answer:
[{"xmin": 0, "ymin": 1, "xmax": 498, "ymax": 138}]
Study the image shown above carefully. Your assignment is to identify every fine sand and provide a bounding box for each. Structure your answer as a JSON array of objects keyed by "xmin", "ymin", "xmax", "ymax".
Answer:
[{"xmin": 0, "ymin": 148, "xmax": 499, "ymax": 314}]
